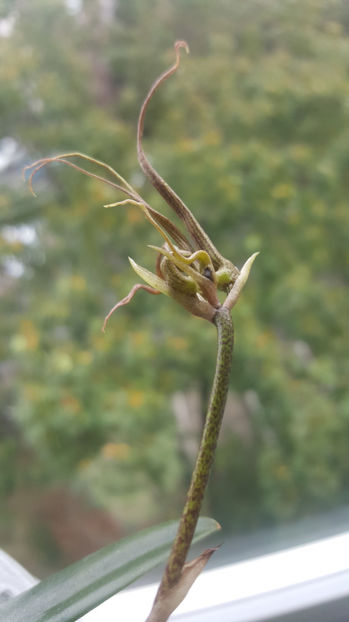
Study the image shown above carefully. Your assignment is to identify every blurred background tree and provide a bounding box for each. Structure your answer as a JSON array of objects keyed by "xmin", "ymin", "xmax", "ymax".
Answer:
[{"xmin": 0, "ymin": 0, "xmax": 348, "ymax": 576}]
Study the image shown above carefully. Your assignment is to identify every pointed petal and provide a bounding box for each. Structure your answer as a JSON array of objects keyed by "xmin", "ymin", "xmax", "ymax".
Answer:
[
  {"xmin": 223, "ymin": 252, "xmax": 259, "ymax": 311},
  {"xmin": 129, "ymin": 258, "xmax": 171, "ymax": 296}
]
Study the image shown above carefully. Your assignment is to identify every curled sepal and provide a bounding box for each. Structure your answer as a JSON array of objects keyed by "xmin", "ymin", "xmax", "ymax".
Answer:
[
  {"xmin": 103, "ymin": 283, "xmax": 161, "ymax": 332},
  {"xmin": 24, "ymin": 152, "xmax": 137, "ymax": 198},
  {"xmin": 145, "ymin": 548, "xmax": 217, "ymax": 622},
  {"xmin": 223, "ymin": 252, "xmax": 259, "ymax": 312}
]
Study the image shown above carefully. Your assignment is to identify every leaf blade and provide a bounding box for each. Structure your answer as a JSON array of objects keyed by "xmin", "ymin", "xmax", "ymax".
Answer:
[{"xmin": 0, "ymin": 517, "xmax": 219, "ymax": 622}]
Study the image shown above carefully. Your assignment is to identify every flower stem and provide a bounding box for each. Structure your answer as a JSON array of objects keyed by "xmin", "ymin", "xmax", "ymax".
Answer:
[{"xmin": 147, "ymin": 305, "xmax": 234, "ymax": 618}]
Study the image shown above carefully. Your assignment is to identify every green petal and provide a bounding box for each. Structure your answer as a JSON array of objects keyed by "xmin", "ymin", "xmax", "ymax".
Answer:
[{"xmin": 129, "ymin": 258, "xmax": 170, "ymax": 296}]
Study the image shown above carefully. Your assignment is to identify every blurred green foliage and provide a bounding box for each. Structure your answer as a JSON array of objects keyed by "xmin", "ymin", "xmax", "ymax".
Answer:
[{"xmin": 0, "ymin": 0, "xmax": 349, "ymax": 570}]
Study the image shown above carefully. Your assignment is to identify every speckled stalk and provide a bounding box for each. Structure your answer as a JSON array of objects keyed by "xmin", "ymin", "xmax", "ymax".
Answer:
[{"xmin": 153, "ymin": 305, "xmax": 234, "ymax": 601}]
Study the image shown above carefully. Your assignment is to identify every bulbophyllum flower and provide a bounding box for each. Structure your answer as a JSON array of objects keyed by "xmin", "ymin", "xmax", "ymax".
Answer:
[{"xmin": 25, "ymin": 41, "xmax": 258, "ymax": 330}]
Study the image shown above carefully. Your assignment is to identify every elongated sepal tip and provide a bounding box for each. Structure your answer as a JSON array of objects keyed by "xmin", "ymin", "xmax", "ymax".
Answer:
[
  {"xmin": 175, "ymin": 40, "xmax": 190, "ymax": 55},
  {"xmin": 223, "ymin": 251, "xmax": 259, "ymax": 312},
  {"xmin": 239, "ymin": 251, "xmax": 259, "ymax": 285}
]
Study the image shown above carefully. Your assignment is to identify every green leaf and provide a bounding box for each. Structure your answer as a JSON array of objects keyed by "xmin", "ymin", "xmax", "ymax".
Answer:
[{"xmin": 0, "ymin": 517, "xmax": 220, "ymax": 622}]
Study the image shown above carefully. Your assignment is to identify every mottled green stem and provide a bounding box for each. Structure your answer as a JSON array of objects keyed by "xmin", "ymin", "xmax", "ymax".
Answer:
[{"xmin": 151, "ymin": 305, "xmax": 234, "ymax": 607}]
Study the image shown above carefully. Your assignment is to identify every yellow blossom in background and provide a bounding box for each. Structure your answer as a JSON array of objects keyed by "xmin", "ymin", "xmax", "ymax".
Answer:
[
  {"xmin": 204, "ymin": 130, "xmax": 221, "ymax": 146},
  {"xmin": 235, "ymin": 57, "xmax": 251, "ymax": 74},
  {"xmin": 130, "ymin": 331, "xmax": 147, "ymax": 348},
  {"xmin": 7, "ymin": 240, "xmax": 23, "ymax": 252},
  {"xmin": 217, "ymin": 177, "xmax": 241, "ymax": 202},
  {"xmin": 167, "ymin": 336, "xmax": 189, "ymax": 351},
  {"xmin": 230, "ymin": 145, "xmax": 243, "ymax": 160},
  {"xmin": 177, "ymin": 137, "xmax": 194, "ymax": 152},
  {"xmin": 276, "ymin": 464, "xmax": 288, "ymax": 479},
  {"xmin": 312, "ymin": 201, "xmax": 326, "ymax": 216},
  {"xmin": 70, "ymin": 274, "xmax": 86, "ymax": 292},
  {"xmin": 60, "ymin": 393, "xmax": 81, "ymax": 415},
  {"xmin": 325, "ymin": 20, "xmax": 342, "ymax": 35},
  {"xmin": 127, "ymin": 390, "xmax": 145, "ymax": 409},
  {"xmin": 271, "ymin": 183, "xmax": 295, "ymax": 200},
  {"xmin": 127, "ymin": 206, "xmax": 144, "ymax": 224},
  {"xmin": 92, "ymin": 334, "xmax": 109, "ymax": 351},
  {"xmin": 286, "ymin": 208, "xmax": 300, "ymax": 226},
  {"xmin": 256, "ymin": 330, "xmax": 273, "ymax": 349},
  {"xmin": 78, "ymin": 459, "xmax": 93, "ymax": 472},
  {"xmin": 78, "ymin": 350, "xmax": 93, "ymax": 365},
  {"xmin": 0, "ymin": 194, "xmax": 8, "ymax": 208},
  {"xmin": 111, "ymin": 274, "xmax": 122, "ymax": 287},
  {"xmin": 23, "ymin": 384, "xmax": 41, "ymax": 401},
  {"xmin": 19, "ymin": 319, "xmax": 39, "ymax": 351},
  {"xmin": 101, "ymin": 442, "xmax": 131, "ymax": 460},
  {"xmin": 289, "ymin": 144, "xmax": 311, "ymax": 161}
]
